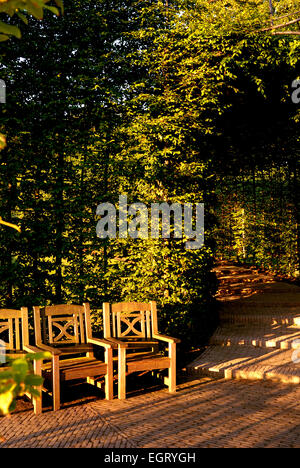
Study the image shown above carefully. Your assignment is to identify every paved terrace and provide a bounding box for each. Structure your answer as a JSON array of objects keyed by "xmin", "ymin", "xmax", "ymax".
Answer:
[
  {"xmin": 1, "ymin": 376, "xmax": 300, "ymax": 448},
  {"xmin": 1, "ymin": 262, "xmax": 300, "ymax": 449}
]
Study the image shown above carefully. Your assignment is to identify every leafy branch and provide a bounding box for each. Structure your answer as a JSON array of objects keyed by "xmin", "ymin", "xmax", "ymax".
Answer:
[
  {"xmin": 0, "ymin": 0, "xmax": 64, "ymax": 41},
  {"xmin": 0, "ymin": 351, "xmax": 51, "ymax": 417}
]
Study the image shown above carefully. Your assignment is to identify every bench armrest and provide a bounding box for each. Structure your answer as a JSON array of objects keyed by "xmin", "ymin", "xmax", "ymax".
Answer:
[
  {"xmin": 23, "ymin": 344, "xmax": 42, "ymax": 354},
  {"xmin": 23, "ymin": 344, "xmax": 51, "ymax": 355},
  {"xmin": 152, "ymin": 333, "xmax": 181, "ymax": 344},
  {"xmin": 105, "ymin": 337, "xmax": 128, "ymax": 348},
  {"xmin": 87, "ymin": 337, "xmax": 115, "ymax": 349},
  {"xmin": 34, "ymin": 342, "xmax": 62, "ymax": 356}
]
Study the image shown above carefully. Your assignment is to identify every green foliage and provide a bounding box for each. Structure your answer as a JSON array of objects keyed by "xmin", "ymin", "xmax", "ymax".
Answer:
[
  {"xmin": 0, "ymin": 352, "xmax": 50, "ymax": 415},
  {"xmin": 0, "ymin": 0, "xmax": 63, "ymax": 41},
  {"xmin": 198, "ymin": 0, "xmax": 300, "ymax": 276},
  {"xmin": 0, "ymin": 0, "xmax": 219, "ymax": 349},
  {"xmin": 106, "ymin": 1, "xmax": 221, "ymax": 345},
  {"xmin": 215, "ymin": 165, "xmax": 300, "ymax": 277}
]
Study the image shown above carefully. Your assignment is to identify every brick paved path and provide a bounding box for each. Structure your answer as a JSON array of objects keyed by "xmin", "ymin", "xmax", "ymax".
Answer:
[
  {"xmin": 1, "ymin": 376, "xmax": 300, "ymax": 448},
  {"xmin": 188, "ymin": 262, "xmax": 300, "ymax": 384}
]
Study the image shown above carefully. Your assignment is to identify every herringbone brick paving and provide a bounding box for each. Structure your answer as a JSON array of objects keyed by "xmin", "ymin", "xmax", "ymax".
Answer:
[
  {"xmin": 2, "ymin": 376, "xmax": 300, "ymax": 447},
  {"xmin": 0, "ymin": 396, "xmax": 136, "ymax": 448},
  {"xmin": 89, "ymin": 376, "xmax": 300, "ymax": 448}
]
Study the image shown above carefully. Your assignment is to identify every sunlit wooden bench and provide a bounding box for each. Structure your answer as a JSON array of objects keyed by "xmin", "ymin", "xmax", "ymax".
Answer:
[
  {"xmin": 0, "ymin": 307, "xmax": 45, "ymax": 414},
  {"xmin": 103, "ymin": 301, "xmax": 180, "ymax": 399},
  {"xmin": 33, "ymin": 303, "xmax": 114, "ymax": 411}
]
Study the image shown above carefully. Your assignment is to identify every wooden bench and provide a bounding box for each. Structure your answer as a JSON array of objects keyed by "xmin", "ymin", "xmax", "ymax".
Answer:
[
  {"xmin": 33, "ymin": 303, "xmax": 114, "ymax": 411},
  {"xmin": 103, "ymin": 301, "xmax": 180, "ymax": 399},
  {"xmin": 0, "ymin": 307, "xmax": 45, "ymax": 415}
]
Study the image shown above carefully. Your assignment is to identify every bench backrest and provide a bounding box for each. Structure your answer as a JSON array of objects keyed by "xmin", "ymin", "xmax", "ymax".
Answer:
[
  {"xmin": 0, "ymin": 307, "xmax": 29, "ymax": 351},
  {"xmin": 102, "ymin": 301, "xmax": 158, "ymax": 339},
  {"xmin": 33, "ymin": 304, "xmax": 91, "ymax": 346}
]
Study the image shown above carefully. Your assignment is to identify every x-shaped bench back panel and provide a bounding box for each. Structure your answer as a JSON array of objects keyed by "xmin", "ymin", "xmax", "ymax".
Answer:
[
  {"xmin": 103, "ymin": 302, "xmax": 158, "ymax": 339},
  {"xmin": 35, "ymin": 304, "xmax": 88, "ymax": 346}
]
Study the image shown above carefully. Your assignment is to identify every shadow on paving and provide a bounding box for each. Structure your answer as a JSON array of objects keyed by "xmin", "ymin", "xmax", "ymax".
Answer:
[
  {"xmin": 1, "ymin": 374, "xmax": 300, "ymax": 447},
  {"xmin": 89, "ymin": 376, "xmax": 300, "ymax": 448}
]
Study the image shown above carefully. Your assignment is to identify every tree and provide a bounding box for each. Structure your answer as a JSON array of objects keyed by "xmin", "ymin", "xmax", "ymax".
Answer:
[
  {"xmin": 0, "ymin": 0, "xmax": 63, "ymax": 150},
  {"xmin": 187, "ymin": 0, "xmax": 300, "ymax": 275}
]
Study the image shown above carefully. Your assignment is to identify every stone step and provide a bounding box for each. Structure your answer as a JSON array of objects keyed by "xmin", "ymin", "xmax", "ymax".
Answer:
[
  {"xmin": 222, "ymin": 293, "xmax": 300, "ymax": 305},
  {"xmin": 192, "ymin": 262, "xmax": 300, "ymax": 386},
  {"xmin": 213, "ymin": 265, "xmax": 258, "ymax": 275},
  {"xmin": 219, "ymin": 304, "xmax": 300, "ymax": 326},
  {"xmin": 216, "ymin": 276, "xmax": 300, "ymax": 302},
  {"xmin": 217, "ymin": 283, "xmax": 300, "ymax": 293},
  {"xmin": 187, "ymin": 345, "xmax": 300, "ymax": 384},
  {"xmin": 218, "ymin": 275, "xmax": 273, "ymax": 284},
  {"xmin": 210, "ymin": 323, "xmax": 300, "ymax": 349}
]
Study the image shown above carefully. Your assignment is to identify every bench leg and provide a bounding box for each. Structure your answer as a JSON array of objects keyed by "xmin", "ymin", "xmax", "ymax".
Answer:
[
  {"xmin": 168, "ymin": 342, "xmax": 176, "ymax": 393},
  {"xmin": 33, "ymin": 359, "xmax": 42, "ymax": 415},
  {"xmin": 105, "ymin": 348, "xmax": 114, "ymax": 400},
  {"xmin": 118, "ymin": 347, "xmax": 126, "ymax": 400},
  {"xmin": 52, "ymin": 355, "xmax": 60, "ymax": 411}
]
